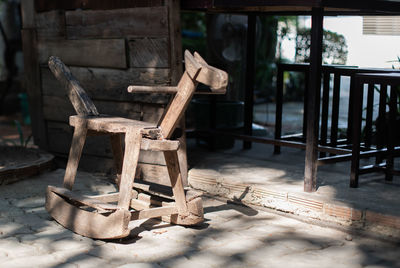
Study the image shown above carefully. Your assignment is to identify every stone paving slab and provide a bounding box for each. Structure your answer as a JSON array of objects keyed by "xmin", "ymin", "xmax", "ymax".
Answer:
[{"xmin": 0, "ymin": 169, "xmax": 399, "ymax": 268}]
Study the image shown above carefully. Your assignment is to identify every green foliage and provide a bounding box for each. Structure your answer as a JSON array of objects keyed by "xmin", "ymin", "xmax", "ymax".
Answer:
[
  {"xmin": 13, "ymin": 120, "xmax": 32, "ymax": 148},
  {"xmin": 295, "ymin": 29, "xmax": 348, "ymax": 65},
  {"xmin": 181, "ymin": 12, "xmax": 207, "ymax": 57},
  {"xmin": 254, "ymin": 16, "xmax": 278, "ymax": 98}
]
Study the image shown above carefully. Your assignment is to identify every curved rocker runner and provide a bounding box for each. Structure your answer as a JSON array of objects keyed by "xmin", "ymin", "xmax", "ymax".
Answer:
[{"xmin": 45, "ymin": 51, "xmax": 228, "ymax": 239}]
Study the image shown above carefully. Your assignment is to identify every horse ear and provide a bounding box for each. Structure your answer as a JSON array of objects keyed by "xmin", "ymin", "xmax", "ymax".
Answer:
[
  {"xmin": 184, "ymin": 50, "xmax": 202, "ymax": 79},
  {"xmin": 185, "ymin": 50, "xmax": 228, "ymax": 93},
  {"xmin": 194, "ymin": 51, "xmax": 208, "ymax": 66}
]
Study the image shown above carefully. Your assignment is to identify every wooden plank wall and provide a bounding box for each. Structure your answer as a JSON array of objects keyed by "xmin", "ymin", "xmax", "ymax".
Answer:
[{"xmin": 21, "ymin": 0, "xmax": 183, "ymax": 185}]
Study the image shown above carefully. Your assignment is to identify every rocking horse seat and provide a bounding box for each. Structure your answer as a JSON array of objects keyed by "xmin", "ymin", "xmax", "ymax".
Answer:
[
  {"xmin": 69, "ymin": 115, "xmax": 180, "ymax": 151},
  {"xmin": 69, "ymin": 115, "xmax": 157, "ymax": 134}
]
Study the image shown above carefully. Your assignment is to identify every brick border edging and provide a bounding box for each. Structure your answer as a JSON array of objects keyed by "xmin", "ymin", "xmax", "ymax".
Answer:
[{"xmin": 189, "ymin": 175, "xmax": 400, "ymax": 230}]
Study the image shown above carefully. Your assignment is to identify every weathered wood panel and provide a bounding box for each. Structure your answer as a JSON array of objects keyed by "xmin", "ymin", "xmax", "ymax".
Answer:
[
  {"xmin": 136, "ymin": 163, "xmax": 169, "ymax": 185},
  {"xmin": 53, "ymin": 152, "xmax": 115, "ymax": 174},
  {"xmin": 66, "ymin": 7, "xmax": 168, "ymax": 39},
  {"xmin": 37, "ymin": 39, "xmax": 127, "ymax": 68},
  {"xmin": 35, "ymin": 10, "xmax": 66, "ymax": 39},
  {"xmin": 168, "ymin": 0, "xmax": 183, "ymax": 85},
  {"xmin": 43, "ymin": 96, "xmax": 165, "ymax": 123},
  {"xmin": 35, "ymin": 0, "xmax": 164, "ymax": 12},
  {"xmin": 47, "ymin": 122, "xmax": 112, "ymax": 157},
  {"xmin": 43, "ymin": 96, "xmax": 140, "ymax": 122},
  {"xmin": 129, "ymin": 38, "xmax": 169, "ymax": 68},
  {"xmin": 41, "ymin": 67, "xmax": 171, "ymax": 104}
]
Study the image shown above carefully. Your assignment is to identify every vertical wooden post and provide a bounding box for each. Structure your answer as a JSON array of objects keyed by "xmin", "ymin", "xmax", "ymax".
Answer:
[
  {"xmin": 303, "ymin": 70, "xmax": 310, "ymax": 142},
  {"xmin": 364, "ymin": 83, "xmax": 375, "ymax": 148},
  {"xmin": 386, "ymin": 85, "xmax": 397, "ymax": 182},
  {"xmin": 274, "ymin": 64, "xmax": 284, "ymax": 154},
  {"xmin": 118, "ymin": 129, "xmax": 142, "ymax": 210},
  {"xmin": 320, "ymin": 69, "xmax": 330, "ymax": 158},
  {"xmin": 330, "ymin": 71, "xmax": 341, "ymax": 150},
  {"xmin": 376, "ymin": 84, "xmax": 387, "ymax": 164},
  {"xmin": 350, "ymin": 77, "xmax": 364, "ymax": 188},
  {"xmin": 347, "ymin": 74, "xmax": 356, "ymax": 144},
  {"xmin": 243, "ymin": 14, "xmax": 256, "ymax": 149},
  {"xmin": 63, "ymin": 123, "xmax": 87, "ymax": 190},
  {"xmin": 164, "ymin": 151, "xmax": 189, "ymax": 215},
  {"xmin": 110, "ymin": 134, "xmax": 124, "ymax": 187},
  {"xmin": 304, "ymin": 7, "xmax": 323, "ymax": 192}
]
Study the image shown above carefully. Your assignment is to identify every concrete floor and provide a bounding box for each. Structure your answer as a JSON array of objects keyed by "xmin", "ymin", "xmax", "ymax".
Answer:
[
  {"xmin": 187, "ymin": 139, "xmax": 400, "ymax": 234},
  {"xmin": 1, "ymin": 169, "xmax": 400, "ymax": 267}
]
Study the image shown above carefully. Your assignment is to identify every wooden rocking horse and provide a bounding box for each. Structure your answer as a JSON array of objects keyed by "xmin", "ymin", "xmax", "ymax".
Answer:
[{"xmin": 45, "ymin": 50, "xmax": 228, "ymax": 239}]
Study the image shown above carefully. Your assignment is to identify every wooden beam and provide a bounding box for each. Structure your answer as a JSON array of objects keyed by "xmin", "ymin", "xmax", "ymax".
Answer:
[
  {"xmin": 128, "ymin": 85, "xmax": 178, "ymax": 94},
  {"xmin": 65, "ymin": 7, "xmax": 168, "ymax": 39},
  {"xmin": 141, "ymin": 138, "xmax": 180, "ymax": 152},
  {"xmin": 304, "ymin": 7, "xmax": 323, "ymax": 192},
  {"xmin": 38, "ymin": 39, "xmax": 127, "ymax": 69},
  {"xmin": 130, "ymin": 205, "xmax": 178, "ymax": 220},
  {"xmin": 243, "ymin": 14, "xmax": 256, "ymax": 150}
]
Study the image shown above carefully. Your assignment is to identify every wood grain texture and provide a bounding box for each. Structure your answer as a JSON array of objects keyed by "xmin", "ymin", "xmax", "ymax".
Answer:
[
  {"xmin": 63, "ymin": 123, "xmax": 87, "ymax": 190},
  {"xmin": 130, "ymin": 206, "xmax": 178, "ymax": 220},
  {"xmin": 41, "ymin": 67, "xmax": 171, "ymax": 104},
  {"xmin": 117, "ymin": 129, "xmax": 142, "ymax": 209},
  {"xmin": 128, "ymin": 38, "xmax": 169, "ymax": 68},
  {"xmin": 135, "ymin": 163, "xmax": 170, "ymax": 185},
  {"xmin": 164, "ymin": 151, "xmax": 188, "ymax": 215},
  {"xmin": 47, "ymin": 121, "xmax": 113, "ymax": 157},
  {"xmin": 48, "ymin": 56, "xmax": 99, "ymax": 116},
  {"xmin": 65, "ymin": 7, "xmax": 168, "ymax": 39},
  {"xmin": 35, "ymin": 10, "xmax": 66, "ymax": 39},
  {"xmin": 46, "ymin": 187, "xmax": 131, "ymax": 239},
  {"xmin": 127, "ymin": 85, "xmax": 177, "ymax": 94},
  {"xmin": 160, "ymin": 71, "xmax": 197, "ymax": 138},
  {"xmin": 140, "ymin": 138, "xmax": 180, "ymax": 151},
  {"xmin": 193, "ymin": 52, "xmax": 228, "ymax": 91},
  {"xmin": 42, "ymin": 96, "xmax": 167, "ymax": 123},
  {"xmin": 69, "ymin": 115, "xmax": 157, "ymax": 133},
  {"xmin": 48, "ymin": 186, "xmax": 118, "ymax": 211},
  {"xmin": 38, "ymin": 39, "xmax": 127, "ymax": 68},
  {"xmin": 167, "ymin": 0, "xmax": 183, "ymax": 85}
]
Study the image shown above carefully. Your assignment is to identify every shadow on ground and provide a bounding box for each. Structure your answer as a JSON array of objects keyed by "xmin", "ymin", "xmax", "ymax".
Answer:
[{"xmin": 0, "ymin": 169, "xmax": 399, "ymax": 267}]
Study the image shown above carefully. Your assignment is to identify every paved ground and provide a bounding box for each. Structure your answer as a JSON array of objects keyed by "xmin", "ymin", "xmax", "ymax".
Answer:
[{"xmin": 1, "ymin": 169, "xmax": 399, "ymax": 268}]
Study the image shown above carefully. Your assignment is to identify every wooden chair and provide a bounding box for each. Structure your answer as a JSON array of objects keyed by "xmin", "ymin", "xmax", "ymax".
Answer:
[{"xmin": 45, "ymin": 50, "xmax": 228, "ymax": 239}]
